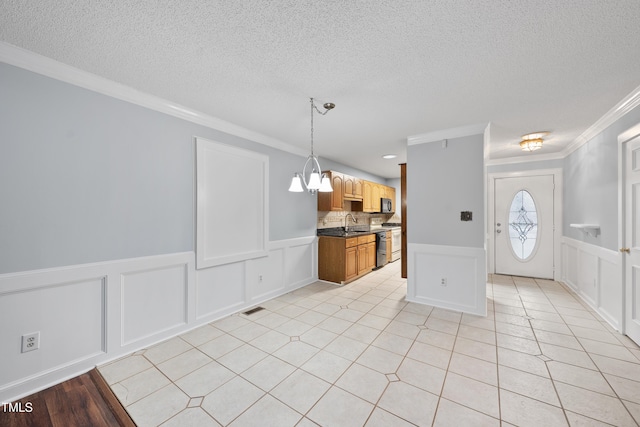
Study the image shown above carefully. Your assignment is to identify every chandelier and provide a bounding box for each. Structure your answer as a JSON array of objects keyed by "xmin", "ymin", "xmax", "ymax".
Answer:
[{"xmin": 288, "ymin": 98, "xmax": 335, "ymax": 193}]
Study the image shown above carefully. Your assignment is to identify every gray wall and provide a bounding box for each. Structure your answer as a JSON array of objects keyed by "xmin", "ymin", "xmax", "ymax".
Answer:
[
  {"xmin": 0, "ymin": 63, "xmax": 316, "ymax": 274},
  {"xmin": 407, "ymin": 134, "xmax": 484, "ymax": 247},
  {"xmin": 563, "ymin": 104, "xmax": 640, "ymax": 251}
]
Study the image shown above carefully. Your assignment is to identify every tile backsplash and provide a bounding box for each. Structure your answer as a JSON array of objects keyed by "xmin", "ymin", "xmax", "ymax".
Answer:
[{"xmin": 317, "ymin": 211, "xmax": 401, "ymax": 229}]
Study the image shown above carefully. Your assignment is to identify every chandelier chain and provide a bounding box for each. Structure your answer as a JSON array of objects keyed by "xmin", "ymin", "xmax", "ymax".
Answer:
[
  {"xmin": 309, "ymin": 97, "xmax": 332, "ymax": 158},
  {"xmin": 310, "ymin": 98, "xmax": 315, "ymax": 157}
]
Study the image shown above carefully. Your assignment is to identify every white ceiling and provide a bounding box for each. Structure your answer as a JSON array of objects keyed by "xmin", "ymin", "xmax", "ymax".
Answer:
[{"xmin": 2, "ymin": 1, "xmax": 640, "ymax": 178}]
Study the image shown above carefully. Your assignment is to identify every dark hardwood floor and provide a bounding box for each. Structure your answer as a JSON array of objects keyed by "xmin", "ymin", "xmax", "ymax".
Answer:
[{"xmin": 0, "ymin": 369, "xmax": 135, "ymax": 427}]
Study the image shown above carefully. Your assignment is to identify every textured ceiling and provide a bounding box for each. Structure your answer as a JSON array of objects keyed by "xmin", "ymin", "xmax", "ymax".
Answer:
[{"xmin": 2, "ymin": 1, "xmax": 640, "ymax": 178}]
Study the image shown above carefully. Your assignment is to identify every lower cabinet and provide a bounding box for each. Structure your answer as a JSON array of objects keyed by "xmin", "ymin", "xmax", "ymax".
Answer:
[
  {"xmin": 319, "ymin": 234, "xmax": 376, "ymax": 284},
  {"xmin": 345, "ymin": 246, "xmax": 358, "ymax": 281}
]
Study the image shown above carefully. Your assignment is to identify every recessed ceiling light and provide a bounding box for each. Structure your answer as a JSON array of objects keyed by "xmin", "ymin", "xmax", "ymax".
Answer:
[{"xmin": 382, "ymin": 154, "xmax": 397, "ymax": 159}]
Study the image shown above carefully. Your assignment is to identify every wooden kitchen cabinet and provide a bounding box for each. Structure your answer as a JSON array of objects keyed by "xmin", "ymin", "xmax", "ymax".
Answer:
[
  {"xmin": 345, "ymin": 246, "xmax": 358, "ymax": 280},
  {"xmin": 317, "ymin": 171, "xmax": 344, "ymax": 211},
  {"xmin": 343, "ymin": 174, "xmax": 363, "ymax": 200},
  {"xmin": 357, "ymin": 244, "xmax": 368, "ymax": 275},
  {"xmin": 318, "ymin": 234, "xmax": 376, "ymax": 284},
  {"xmin": 386, "ymin": 233, "xmax": 392, "ymax": 263},
  {"xmin": 361, "ymin": 180, "xmax": 383, "ymax": 213},
  {"xmin": 317, "ymin": 169, "xmax": 396, "ymax": 214},
  {"xmin": 365, "ymin": 241, "xmax": 376, "ymax": 270}
]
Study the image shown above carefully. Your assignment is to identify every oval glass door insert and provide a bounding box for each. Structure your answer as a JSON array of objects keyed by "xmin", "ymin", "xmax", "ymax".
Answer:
[{"xmin": 508, "ymin": 190, "xmax": 538, "ymax": 260}]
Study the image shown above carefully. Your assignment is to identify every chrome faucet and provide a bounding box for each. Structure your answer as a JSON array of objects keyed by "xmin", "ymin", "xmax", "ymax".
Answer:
[{"xmin": 345, "ymin": 213, "xmax": 357, "ymax": 233}]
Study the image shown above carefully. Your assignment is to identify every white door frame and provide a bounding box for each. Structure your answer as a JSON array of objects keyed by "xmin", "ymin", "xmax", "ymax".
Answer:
[
  {"xmin": 487, "ymin": 169, "xmax": 563, "ymax": 280},
  {"xmin": 617, "ymin": 122, "xmax": 640, "ymax": 336}
]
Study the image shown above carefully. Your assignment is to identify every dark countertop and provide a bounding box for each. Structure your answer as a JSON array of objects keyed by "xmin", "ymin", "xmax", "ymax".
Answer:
[{"xmin": 317, "ymin": 227, "xmax": 383, "ymax": 238}]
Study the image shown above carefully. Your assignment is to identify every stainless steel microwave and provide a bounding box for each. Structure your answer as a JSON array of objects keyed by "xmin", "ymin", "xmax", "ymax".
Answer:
[{"xmin": 380, "ymin": 198, "xmax": 393, "ymax": 213}]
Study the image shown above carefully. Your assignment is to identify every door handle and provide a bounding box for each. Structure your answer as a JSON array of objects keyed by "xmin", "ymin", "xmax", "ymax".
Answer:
[{"xmin": 620, "ymin": 248, "xmax": 631, "ymax": 253}]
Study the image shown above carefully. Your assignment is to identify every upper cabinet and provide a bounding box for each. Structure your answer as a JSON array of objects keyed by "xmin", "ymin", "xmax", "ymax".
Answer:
[
  {"xmin": 343, "ymin": 174, "xmax": 363, "ymax": 200},
  {"xmin": 317, "ymin": 171, "xmax": 344, "ymax": 211},
  {"xmin": 318, "ymin": 170, "xmax": 395, "ymax": 213}
]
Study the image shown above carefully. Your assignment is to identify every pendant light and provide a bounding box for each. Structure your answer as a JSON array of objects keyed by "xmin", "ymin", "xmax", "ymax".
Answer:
[{"xmin": 289, "ymin": 98, "xmax": 335, "ymax": 194}]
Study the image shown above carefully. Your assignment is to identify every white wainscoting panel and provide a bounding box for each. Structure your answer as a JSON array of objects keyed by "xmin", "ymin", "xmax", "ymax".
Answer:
[
  {"xmin": 0, "ymin": 236, "xmax": 317, "ymax": 402},
  {"xmin": 196, "ymin": 261, "xmax": 247, "ymax": 320},
  {"xmin": 121, "ymin": 263, "xmax": 188, "ymax": 345},
  {"xmin": 273, "ymin": 236, "xmax": 317, "ymax": 290},
  {"xmin": 561, "ymin": 237, "xmax": 622, "ymax": 330},
  {"xmin": 0, "ymin": 277, "xmax": 105, "ymax": 388},
  {"xmin": 407, "ymin": 243, "xmax": 487, "ymax": 316},
  {"xmin": 246, "ymin": 249, "xmax": 285, "ymax": 303}
]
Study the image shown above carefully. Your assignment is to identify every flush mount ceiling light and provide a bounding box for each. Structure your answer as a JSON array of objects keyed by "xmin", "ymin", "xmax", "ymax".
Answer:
[
  {"xmin": 382, "ymin": 154, "xmax": 397, "ymax": 159},
  {"xmin": 289, "ymin": 97, "xmax": 335, "ymax": 194},
  {"xmin": 520, "ymin": 131, "xmax": 549, "ymax": 152}
]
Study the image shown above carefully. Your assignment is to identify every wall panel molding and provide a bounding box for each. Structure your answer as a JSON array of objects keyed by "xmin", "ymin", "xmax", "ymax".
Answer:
[
  {"xmin": 407, "ymin": 243, "xmax": 487, "ymax": 316},
  {"xmin": 0, "ymin": 236, "xmax": 317, "ymax": 402},
  {"xmin": 561, "ymin": 236, "xmax": 622, "ymax": 330}
]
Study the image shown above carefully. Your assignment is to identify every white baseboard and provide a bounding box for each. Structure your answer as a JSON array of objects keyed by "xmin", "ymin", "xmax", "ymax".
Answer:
[
  {"xmin": 0, "ymin": 236, "xmax": 317, "ymax": 402},
  {"xmin": 407, "ymin": 243, "xmax": 487, "ymax": 316},
  {"xmin": 560, "ymin": 237, "xmax": 622, "ymax": 330}
]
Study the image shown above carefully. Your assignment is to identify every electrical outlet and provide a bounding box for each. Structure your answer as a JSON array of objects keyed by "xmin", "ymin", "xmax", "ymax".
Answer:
[
  {"xmin": 258, "ymin": 275, "xmax": 263, "ymax": 282},
  {"xmin": 440, "ymin": 278, "xmax": 447, "ymax": 286},
  {"xmin": 21, "ymin": 332, "xmax": 40, "ymax": 353}
]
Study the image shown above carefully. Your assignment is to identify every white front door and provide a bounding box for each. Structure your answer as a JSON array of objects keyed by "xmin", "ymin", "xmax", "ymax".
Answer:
[
  {"xmin": 494, "ymin": 175, "xmax": 555, "ymax": 279},
  {"xmin": 624, "ymin": 134, "xmax": 640, "ymax": 345}
]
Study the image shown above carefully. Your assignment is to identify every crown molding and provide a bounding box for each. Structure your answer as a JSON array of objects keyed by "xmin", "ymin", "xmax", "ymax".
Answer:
[
  {"xmin": 485, "ymin": 151, "xmax": 566, "ymax": 166},
  {"xmin": 562, "ymin": 83, "xmax": 640, "ymax": 157},
  {"xmin": 0, "ymin": 42, "xmax": 309, "ymax": 158},
  {"xmin": 407, "ymin": 123, "xmax": 489, "ymax": 146}
]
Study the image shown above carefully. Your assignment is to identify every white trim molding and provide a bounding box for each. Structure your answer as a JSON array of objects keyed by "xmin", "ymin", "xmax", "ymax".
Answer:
[
  {"xmin": 565, "ymin": 83, "xmax": 640, "ymax": 157},
  {"xmin": 0, "ymin": 41, "xmax": 308, "ymax": 158},
  {"xmin": 407, "ymin": 243, "xmax": 487, "ymax": 316},
  {"xmin": 561, "ymin": 237, "xmax": 622, "ymax": 331},
  {"xmin": 0, "ymin": 235, "xmax": 318, "ymax": 403}
]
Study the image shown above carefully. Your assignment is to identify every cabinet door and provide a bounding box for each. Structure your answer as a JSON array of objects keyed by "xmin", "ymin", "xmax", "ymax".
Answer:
[
  {"xmin": 357, "ymin": 244, "xmax": 368, "ymax": 275},
  {"xmin": 366, "ymin": 242, "xmax": 377, "ymax": 269},
  {"xmin": 330, "ymin": 173, "xmax": 344, "ymax": 211},
  {"xmin": 362, "ymin": 181, "xmax": 373, "ymax": 212},
  {"xmin": 344, "ymin": 174, "xmax": 355, "ymax": 198},
  {"xmin": 345, "ymin": 246, "xmax": 358, "ymax": 280},
  {"xmin": 371, "ymin": 184, "xmax": 381, "ymax": 212},
  {"xmin": 354, "ymin": 178, "xmax": 363, "ymax": 199},
  {"xmin": 318, "ymin": 171, "xmax": 344, "ymax": 211},
  {"xmin": 386, "ymin": 236, "xmax": 392, "ymax": 262}
]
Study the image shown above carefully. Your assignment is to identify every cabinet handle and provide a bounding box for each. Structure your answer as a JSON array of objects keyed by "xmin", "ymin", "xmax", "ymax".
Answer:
[{"xmin": 620, "ymin": 248, "xmax": 631, "ymax": 253}]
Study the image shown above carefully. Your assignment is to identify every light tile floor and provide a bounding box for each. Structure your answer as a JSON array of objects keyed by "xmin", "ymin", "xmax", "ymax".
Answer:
[{"xmin": 99, "ymin": 262, "xmax": 640, "ymax": 426}]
